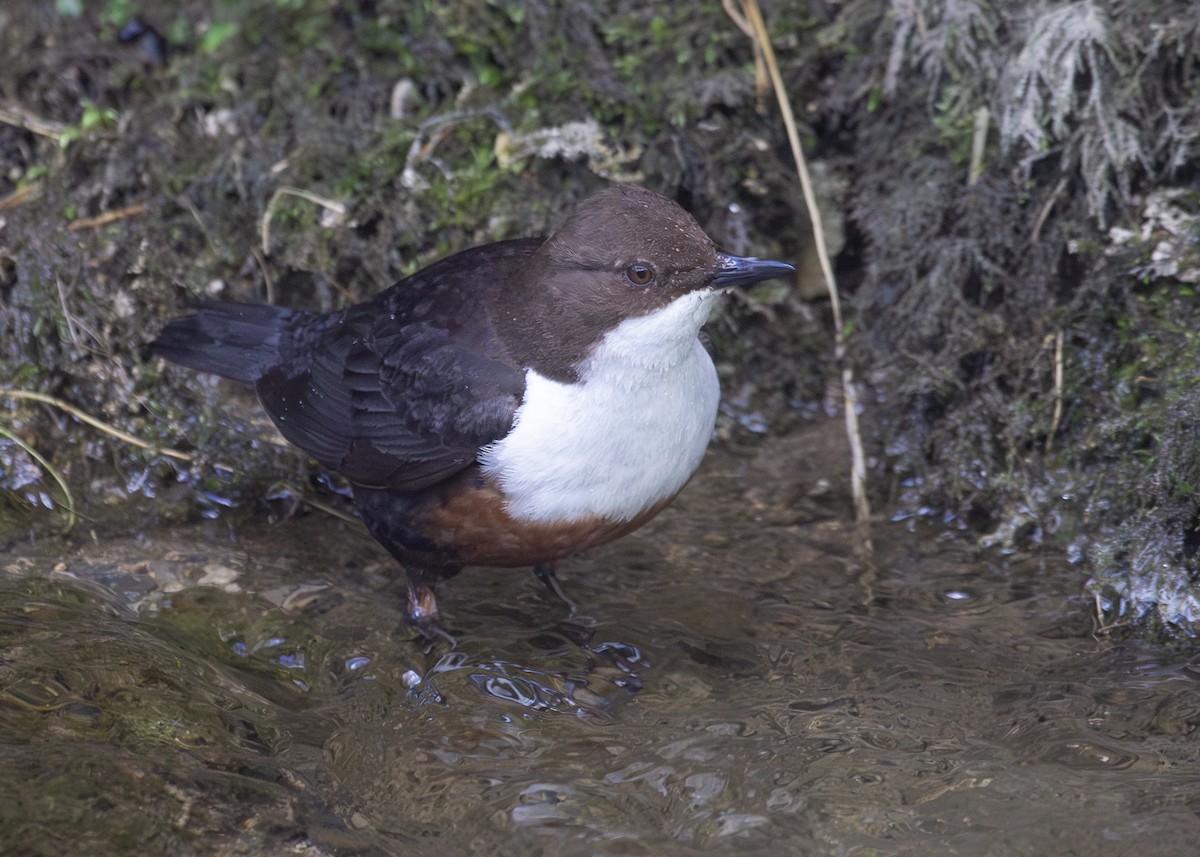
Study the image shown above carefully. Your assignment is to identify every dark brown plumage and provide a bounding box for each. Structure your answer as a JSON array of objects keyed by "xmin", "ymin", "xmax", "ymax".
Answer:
[{"xmin": 152, "ymin": 186, "xmax": 793, "ymax": 644}]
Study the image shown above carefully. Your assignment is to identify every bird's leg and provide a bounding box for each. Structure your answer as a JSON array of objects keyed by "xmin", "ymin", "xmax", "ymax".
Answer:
[
  {"xmin": 405, "ymin": 570, "xmax": 457, "ymax": 648},
  {"xmin": 532, "ymin": 563, "xmax": 578, "ymax": 616}
]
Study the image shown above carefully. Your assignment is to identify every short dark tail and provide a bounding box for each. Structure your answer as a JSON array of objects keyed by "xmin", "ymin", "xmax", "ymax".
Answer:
[{"xmin": 150, "ymin": 300, "xmax": 303, "ymax": 384}]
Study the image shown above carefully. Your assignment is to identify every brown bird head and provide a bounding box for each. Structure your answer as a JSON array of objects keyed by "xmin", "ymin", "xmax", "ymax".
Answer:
[{"xmin": 493, "ymin": 185, "xmax": 794, "ymax": 382}]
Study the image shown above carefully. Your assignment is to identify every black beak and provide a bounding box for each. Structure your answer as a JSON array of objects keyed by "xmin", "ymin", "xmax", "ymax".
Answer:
[{"xmin": 712, "ymin": 253, "xmax": 795, "ymax": 289}]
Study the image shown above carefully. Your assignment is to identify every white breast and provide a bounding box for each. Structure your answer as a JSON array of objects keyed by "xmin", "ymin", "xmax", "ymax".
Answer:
[{"xmin": 480, "ymin": 289, "xmax": 722, "ymax": 523}]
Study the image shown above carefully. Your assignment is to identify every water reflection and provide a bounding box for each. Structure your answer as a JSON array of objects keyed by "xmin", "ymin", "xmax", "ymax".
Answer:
[{"xmin": 3, "ymin": 429, "xmax": 1200, "ymax": 854}]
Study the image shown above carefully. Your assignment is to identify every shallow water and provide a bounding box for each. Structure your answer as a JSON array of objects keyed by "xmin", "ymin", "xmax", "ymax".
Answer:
[{"xmin": 3, "ymin": 422, "xmax": 1199, "ymax": 855}]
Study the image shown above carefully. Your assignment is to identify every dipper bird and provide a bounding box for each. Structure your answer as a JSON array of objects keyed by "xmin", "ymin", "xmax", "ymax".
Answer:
[{"xmin": 152, "ymin": 185, "xmax": 793, "ymax": 643}]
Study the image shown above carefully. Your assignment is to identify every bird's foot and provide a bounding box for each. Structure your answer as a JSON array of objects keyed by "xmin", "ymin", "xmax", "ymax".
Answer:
[
  {"xmin": 406, "ymin": 583, "xmax": 457, "ymax": 649},
  {"xmin": 533, "ymin": 563, "xmax": 578, "ymax": 617}
]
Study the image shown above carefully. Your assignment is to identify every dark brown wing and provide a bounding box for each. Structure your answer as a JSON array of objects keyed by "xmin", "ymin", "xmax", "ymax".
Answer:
[{"xmin": 254, "ymin": 240, "xmax": 536, "ymax": 492}]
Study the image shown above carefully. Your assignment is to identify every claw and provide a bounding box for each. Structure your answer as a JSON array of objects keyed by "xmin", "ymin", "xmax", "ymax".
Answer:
[{"xmin": 533, "ymin": 563, "xmax": 578, "ymax": 617}]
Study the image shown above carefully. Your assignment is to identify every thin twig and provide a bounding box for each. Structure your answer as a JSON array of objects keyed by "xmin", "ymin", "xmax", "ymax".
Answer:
[
  {"xmin": 721, "ymin": 0, "xmax": 753, "ymax": 38},
  {"xmin": 734, "ymin": 0, "xmax": 872, "ymax": 526},
  {"xmin": 250, "ymin": 246, "xmax": 275, "ymax": 306},
  {"xmin": 0, "ymin": 103, "xmax": 66, "ymax": 141},
  {"xmin": 67, "ymin": 202, "xmax": 147, "ymax": 231},
  {"xmin": 721, "ymin": 0, "xmax": 769, "ymax": 109},
  {"xmin": 1045, "ymin": 329, "xmax": 1064, "ymax": 454},
  {"xmin": 53, "ymin": 275, "xmax": 82, "ymax": 347},
  {"xmin": 261, "ymin": 186, "xmax": 347, "ymax": 256},
  {"xmin": 1, "ymin": 393, "xmax": 361, "ymax": 531},
  {"xmin": 1030, "ymin": 177, "xmax": 1068, "ymax": 244},
  {"xmin": 1091, "ymin": 592, "xmax": 1129, "ymax": 639},
  {"xmin": 0, "ymin": 182, "xmax": 41, "ymax": 212},
  {"xmin": 298, "ymin": 494, "xmax": 361, "ymax": 526},
  {"xmin": 968, "ymin": 107, "xmax": 989, "ymax": 186},
  {"xmin": 0, "ymin": 389, "xmax": 194, "ymax": 462},
  {"xmin": 176, "ymin": 193, "xmax": 221, "ymax": 256}
]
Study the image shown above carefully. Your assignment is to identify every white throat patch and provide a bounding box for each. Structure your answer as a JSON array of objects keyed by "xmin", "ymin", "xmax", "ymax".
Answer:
[{"xmin": 480, "ymin": 289, "xmax": 722, "ymax": 523}]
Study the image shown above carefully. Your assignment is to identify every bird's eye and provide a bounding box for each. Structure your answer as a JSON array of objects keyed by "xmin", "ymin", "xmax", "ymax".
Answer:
[{"xmin": 624, "ymin": 264, "xmax": 655, "ymax": 286}]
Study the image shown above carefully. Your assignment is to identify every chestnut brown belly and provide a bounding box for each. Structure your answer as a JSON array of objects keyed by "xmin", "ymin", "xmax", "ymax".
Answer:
[{"xmin": 415, "ymin": 472, "xmax": 676, "ymax": 568}]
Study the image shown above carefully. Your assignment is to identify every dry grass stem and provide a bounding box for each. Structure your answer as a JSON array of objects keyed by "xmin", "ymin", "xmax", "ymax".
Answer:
[
  {"xmin": 262, "ymin": 186, "xmax": 347, "ymax": 256},
  {"xmin": 0, "ymin": 182, "xmax": 42, "ymax": 212},
  {"xmin": 297, "ymin": 494, "xmax": 361, "ymax": 526},
  {"xmin": 1030, "ymin": 177, "xmax": 1068, "ymax": 244},
  {"xmin": 0, "ymin": 393, "xmax": 349, "ymax": 526},
  {"xmin": 0, "ymin": 389, "xmax": 194, "ymax": 462},
  {"xmin": 969, "ymin": 107, "xmax": 989, "ymax": 186},
  {"xmin": 733, "ymin": 0, "xmax": 872, "ymax": 526},
  {"xmin": 0, "ymin": 103, "xmax": 66, "ymax": 141},
  {"xmin": 1046, "ymin": 330, "xmax": 1064, "ymax": 454},
  {"xmin": 721, "ymin": 0, "xmax": 769, "ymax": 109},
  {"xmin": 67, "ymin": 202, "xmax": 148, "ymax": 231},
  {"xmin": 0, "ymin": 423, "xmax": 77, "ymax": 532},
  {"xmin": 250, "ymin": 246, "xmax": 276, "ymax": 306}
]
